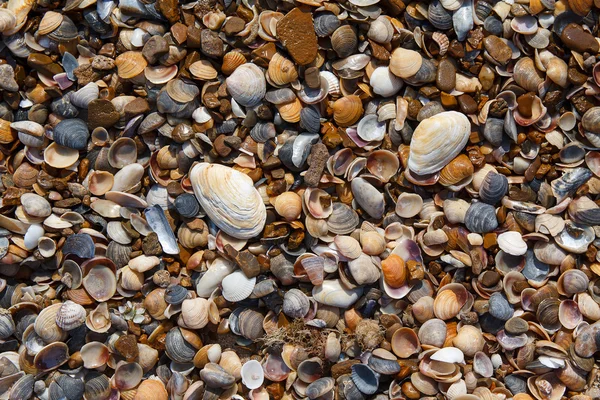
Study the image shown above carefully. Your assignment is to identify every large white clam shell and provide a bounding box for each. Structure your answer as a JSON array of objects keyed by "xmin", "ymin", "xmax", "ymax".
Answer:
[
  {"xmin": 408, "ymin": 111, "xmax": 471, "ymax": 175},
  {"xmin": 190, "ymin": 163, "xmax": 266, "ymax": 239},
  {"xmin": 221, "ymin": 270, "xmax": 256, "ymax": 302}
]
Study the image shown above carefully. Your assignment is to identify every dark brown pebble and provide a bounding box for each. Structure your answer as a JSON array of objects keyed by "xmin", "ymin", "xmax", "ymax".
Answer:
[
  {"xmin": 124, "ymin": 98, "xmax": 150, "ymax": 118},
  {"xmin": 516, "ymin": 92, "xmax": 535, "ymax": 118},
  {"xmin": 448, "ymin": 40, "xmax": 465, "ymax": 58},
  {"xmin": 201, "ymin": 29, "xmax": 224, "ymax": 58},
  {"xmin": 304, "ymin": 143, "xmax": 329, "ymax": 187},
  {"xmin": 73, "ymin": 64, "xmax": 100, "ymax": 86},
  {"xmin": 54, "ymin": 198, "xmax": 81, "ymax": 208},
  {"xmin": 88, "ymin": 99, "xmax": 120, "ymax": 129},
  {"xmin": 156, "ymin": 0, "xmax": 180, "ymax": 23},
  {"xmin": 369, "ymin": 39, "xmax": 391, "ymax": 60},
  {"xmin": 561, "ymin": 23, "xmax": 599, "ymax": 53},
  {"xmin": 236, "ymin": 250, "xmax": 261, "ymax": 278},
  {"xmin": 142, "ymin": 36, "xmax": 169, "ymax": 64},
  {"xmin": 27, "ymin": 54, "xmax": 63, "ymax": 76},
  {"xmin": 187, "ymin": 26, "xmax": 202, "ymax": 48},
  {"xmin": 276, "ymin": 8, "xmax": 318, "ymax": 66},
  {"xmin": 142, "ymin": 233, "xmax": 163, "ymax": 256},
  {"xmin": 115, "ymin": 334, "xmax": 139, "ymax": 361},
  {"xmin": 568, "ymin": 67, "xmax": 588, "ymax": 86},
  {"xmin": 331, "ymin": 360, "xmax": 360, "ymax": 379},
  {"xmin": 213, "ymin": 135, "xmax": 232, "ymax": 157},
  {"xmin": 436, "ymin": 59, "xmax": 456, "ymax": 92}
]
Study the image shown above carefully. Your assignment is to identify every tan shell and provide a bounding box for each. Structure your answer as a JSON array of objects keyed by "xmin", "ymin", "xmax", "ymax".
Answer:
[
  {"xmin": 268, "ymin": 52, "xmax": 298, "ymax": 86},
  {"xmin": 433, "ymin": 283, "xmax": 469, "ymax": 320},
  {"xmin": 389, "ymin": 48, "xmax": 423, "ymax": 79},
  {"xmin": 88, "ymin": 170, "xmax": 114, "ymax": 196},
  {"xmin": 189, "ymin": 60, "xmax": 218, "ymax": 80},
  {"xmin": 276, "ymin": 97, "xmax": 302, "ymax": 123},
  {"xmin": 274, "ymin": 191, "xmax": 302, "ymax": 221},
  {"xmin": 408, "ymin": 111, "xmax": 471, "ymax": 175},
  {"xmin": 38, "ymin": 11, "xmax": 63, "ymax": 35},
  {"xmin": 222, "ymin": 51, "xmax": 247, "ymax": 75},
  {"xmin": 115, "ymin": 51, "xmax": 148, "ymax": 79},
  {"xmin": 44, "ymin": 142, "xmax": 79, "ymax": 169},
  {"xmin": 333, "ymin": 95, "xmax": 363, "ymax": 127},
  {"xmin": 438, "ymin": 154, "xmax": 474, "ymax": 186},
  {"xmin": 34, "ymin": 303, "xmax": 67, "ymax": 343},
  {"xmin": 0, "ymin": 119, "xmax": 17, "ymax": 144}
]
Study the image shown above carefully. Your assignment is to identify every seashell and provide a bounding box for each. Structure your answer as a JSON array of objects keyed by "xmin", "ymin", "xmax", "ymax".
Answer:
[
  {"xmin": 334, "ymin": 235, "xmax": 362, "ymax": 259},
  {"xmin": 38, "ymin": 11, "xmax": 62, "ymax": 35},
  {"xmin": 488, "ymin": 292, "xmax": 514, "ymax": 321},
  {"xmin": 351, "ymin": 177, "xmax": 385, "ymax": 219},
  {"xmin": 497, "ymin": 231, "xmax": 527, "ymax": 256},
  {"xmin": 331, "ymin": 25, "xmax": 357, "ymax": 58},
  {"xmin": 174, "ymin": 193, "xmax": 200, "ymax": 219},
  {"xmin": 238, "ymin": 309, "xmax": 265, "ymax": 340},
  {"xmin": 328, "ymin": 202, "xmax": 359, "ymax": 234},
  {"xmin": 189, "ymin": 59, "xmax": 218, "ymax": 80},
  {"xmin": 366, "ymin": 150, "xmax": 399, "ymax": 183},
  {"xmin": 86, "ymin": 302, "xmax": 111, "ymax": 333},
  {"xmin": 555, "ymin": 221, "xmax": 594, "ymax": 254},
  {"xmin": 312, "ymin": 279, "xmax": 363, "ymax": 308},
  {"xmin": 418, "ymin": 318, "xmax": 447, "ymax": 347},
  {"xmin": 396, "ymin": 193, "xmax": 423, "ymax": 218},
  {"xmin": 332, "ymin": 95, "xmax": 363, "ymax": 127},
  {"xmin": 107, "ymin": 137, "xmax": 137, "ymax": 169},
  {"xmin": 313, "ymin": 12, "xmax": 340, "ymax": 37},
  {"xmin": 8, "ymin": 374, "xmax": 34, "ymax": 400},
  {"xmin": 53, "ymin": 119, "xmax": 89, "ymax": 150},
  {"xmin": 190, "ymin": 163, "xmax": 266, "ymax": 239},
  {"xmin": 221, "ymin": 51, "xmax": 246, "ymax": 75},
  {"xmin": 438, "ymin": 154, "xmax": 474, "ymax": 187},
  {"xmin": 34, "ymin": 303, "xmax": 67, "ymax": 343},
  {"xmin": 134, "ymin": 379, "xmax": 168, "ymax": 400},
  {"xmin": 166, "ymin": 79, "xmax": 200, "ymax": 103},
  {"xmin": 351, "ymin": 364, "xmax": 379, "ymax": 395},
  {"xmin": 513, "ymin": 57, "xmax": 544, "ymax": 92},
  {"xmin": 113, "ymin": 362, "xmax": 143, "ymax": 390},
  {"xmin": 145, "ymin": 65, "xmax": 178, "ymax": 84},
  {"xmin": 241, "ymin": 360, "xmax": 264, "ymax": 390},
  {"xmin": 0, "ymin": 9, "xmax": 17, "ymax": 34},
  {"xmin": 479, "ymin": 172, "xmax": 508, "ymax": 205},
  {"xmin": 368, "ymin": 16, "xmax": 394, "ymax": 43},
  {"xmin": 306, "ymin": 377, "xmax": 334, "ymax": 399},
  {"xmin": 464, "ymin": 202, "xmax": 498, "ymax": 233},
  {"xmin": 180, "ymin": 298, "xmax": 209, "ymax": 329},
  {"xmin": 348, "ymin": 254, "xmax": 380, "ymax": 285},
  {"xmin": 381, "ymin": 254, "xmax": 407, "ymax": 288},
  {"xmin": 70, "ymin": 82, "xmax": 99, "ymax": 109},
  {"xmin": 81, "ymin": 257, "xmax": 117, "ymax": 302},
  {"xmin": 582, "ymin": 107, "xmax": 600, "ymax": 134},
  {"xmin": 370, "ymin": 66, "xmax": 403, "ymax": 97},
  {"xmin": 283, "ymin": 289, "xmax": 310, "ymax": 318},
  {"xmin": 408, "ymin": 111, "xmax": 471, "ymax": 175},
  {"xmin": 56, "ymin": 300, "xmax": 86, "ymax": 331},
  {"xmin": 300, "ymin": 106, "xmax": 321, "ymax": 134},
  {"xmin": 433, "ymin": 283, "xmax": 469, "ymax": 320},
  {"xmin": 429, "ymin": 0, "xmax": 453, "ymax": 29},
  {"xmin": 0, "ymin": 311, "xmax": 15, "ymax": 340},
  {"xmin": 389, "ymin": 48, "xmax": 423, "ymax": 79},
  {"xmin": 268, "ymin": 53, "xmax": 298, "ymax": 86},
  {"xmin": 297, "ymin": 357, "xmax": 323, "ymax": 383},
  {"xmin": 88, "ymin": 170, "xmax": 114, "ymax": 196},
  {"xmin": 164, "ymin": 285, "xmax": 188, "ymax": 305},
  {"xmin": 391, "ymin": 327, "xmax": 420, "ymax": 358},
  {"xmin": 84, "ymin": 374, "xmax": 111, "ymax": 400},
  {"xmin": 145, "ymin": 205, "xmax": 179, "ymax": 255},
  {"xmin": 225, "ymin": 63, "xmax": 266, "ymax": 107},
  {"xmin": 551, "ymin": 168, "xmax": 593, "ymax": 203},
  {"xmin": 274, "ymin": 191, "xmax": 302, "ymax": 221},
  {"xmin": 34, "ymin": 342, "xmax": 69, "ymax": 372},
  {"xmin": 115, "ymin": 51, "xmax": 147, "ymax": 79},
  {"xmin": 222, "ymin": 270, "xmax": 256, "ymax": 302},
  {"xmin": 166, "ymin": 327, "xmax": 199, "ymax": 363}
]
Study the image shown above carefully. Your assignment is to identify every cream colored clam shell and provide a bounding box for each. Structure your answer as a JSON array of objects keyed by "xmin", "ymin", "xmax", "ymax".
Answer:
[
  {"xmin": 408, "ymin": 111, "xmax": 471, "ymax": 175},
  {"xmin": 190, "ymin": 163, "xmax": 266, "ymax": 239}
]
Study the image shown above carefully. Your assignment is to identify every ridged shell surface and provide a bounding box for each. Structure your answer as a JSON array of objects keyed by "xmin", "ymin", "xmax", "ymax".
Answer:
[
  {"xmin": 221, "ymin": 270, "xmax": 256, "ymax": 302},
  {"xmin": 408, "ymin": 111, "xmax": 471, "ymax": 175},
  {"xmin": 190, "ymin": 163, "xmax": 266, "ymax": 239}
]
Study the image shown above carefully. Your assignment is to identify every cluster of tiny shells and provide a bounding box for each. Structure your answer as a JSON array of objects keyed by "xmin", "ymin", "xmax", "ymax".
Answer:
[{"xmin": 3, "ymin": 0, "xmax": 600, "ymax": 398}]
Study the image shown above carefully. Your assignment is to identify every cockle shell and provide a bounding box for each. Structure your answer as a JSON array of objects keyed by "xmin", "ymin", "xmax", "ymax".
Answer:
[
  {"xmin": 389, "ymin": 48, "xmax": 423, "ymax": 79},
  {"xmin": 221, "ymin": 270, "xmax": 256, "ymax": 302},
  {"xmin": 408, "ymin": 111, "xmax": 471, "ymax": 175},
  {"xmin": 190, "ymin": 163, "xmax": 266, "ymax": 239},
  {"xmin": 225, "ymin": 63, "xmax": 266, "ymax": 107}
]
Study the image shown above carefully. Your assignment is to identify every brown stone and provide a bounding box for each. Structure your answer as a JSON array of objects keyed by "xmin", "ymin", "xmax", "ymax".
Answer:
[
  {"xmin": 201, "ymin": 29, "xmax": 224, "ymax": 58},
  {"xmin": 436, "ymin": 58, "xmax": 456, "ymax": 92},
  {"xmin": 440, "ymin": 92, "xmax": 457, "ymax": 109},
  {"xmin": 88, "ymin": 99, "xmax": 120, "ymax": 129},
  {"xmin": 156, "ymin": 0, "xmax": 180, "ymax": 23},
  {"xmin": 304, "ymin": 143, "xmax": 328, "ymax": 187},
  {"xmin": 568, "ymin": 67, "xmax": 588, "ymax": 86},
  {"xmin": 124, "ymin": 98, "xmax": 150, "ymax": 118},
  {"xmin": 143, "ymin": 233, "xmax": 163, "ymax": 256},
  {"xmin": 448, "ymin": 40, "xmax": 465, "ymax": 58},
  {"xmin": 142, "ymin": 36, "xmax": 169, "ymax": 64},
  {"xmin": 223, "ymin": 17, "xmax": 246, "ymax": 35},
  {"xmin": 91, "ymin": 55, "xmax": 114, "ymax": 70},
  {"xmin": 331, "ymin": 360, "xmax": 360, "ymax": 379},
  {"xmin": 187, "ymin": 26, "xmax": 202, "ymax": 48},
  {"xmin": 369, "ymin": 39, "xmax": 391, "ymax": 60},
  {"xmin": 457, "ymin": 94, "xmax": 478, "ymax": 114},
  {"xmin": 3, "ymin": 187, "xmax": 27, "ymax": 206},
  {"xmin": 483, "ymin": 35, "xmax": 512, "ymax": 65},
  {"xmin": 483, "ymin": 233, "xmax": 497, "ymax": 249},
  {"xmin": 213, "ymin": 135, "xmax": 231, "ymax": 157},
  {"xmin": 54, "ymin": 198, "xmax": 81, "ymax": 208},
  {"xmin": 561, "ymin": 23, "xmax": 599, "ymax": 53},
  {"xmin": 171, "ymin": 23, "xmax": 188, "ymax": 45},
  {"xmin": 115, "ymin": 334, "xmax": 139, "ymax": 361},
  {"xmin": 27, "ymin": 54, "xmax": 63, "ymax": 77},
  {"xmin": 276, "ymin": 8, "xmax": 318, "ymax": 66},
  {"xmin": 235, "ymin": 250, "xmax": 260, "ymax": 278}
]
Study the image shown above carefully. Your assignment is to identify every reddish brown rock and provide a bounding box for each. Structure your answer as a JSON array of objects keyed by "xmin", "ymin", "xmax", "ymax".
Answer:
[
  {"xmin": 276, "ymin": 8, "xmax": 318, "ymax": 66},
  {"xmin": 156, "ymin": 0, "xmax": 179, "ymax": 23},
  {"xmin": 304, "ymin": 143, "xmax": 329, "ymax": 187}
]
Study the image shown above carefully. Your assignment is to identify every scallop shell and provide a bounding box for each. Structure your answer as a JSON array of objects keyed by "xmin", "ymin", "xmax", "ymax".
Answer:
[
  {"xmin": 189, "ymin": 60, "xmax": 218, "ymax": 80},
  {"xmin": 56, "ymin": 300, "xmax": 86, "ymax": 331},
  {"xmin": 190, "ymin": 163, "xmax": 266, "ymax": 239},
  {"xmin": 333, "ymin": 95, "xmax": 363, "ymax": 127},
  {"xmin": 221, "ymin": 51, "xmax": 246, "ymax": 75},
  {"xmin": 408, "ymin": 111, "xmax": 471, "ymax": 175},
  {"xmin": 221, "ymin": 270, "xmax": 256, "ymax": 302},
  {"xmin": 225, "ymin": 63, "xmax": 266, "ymax": 107}
]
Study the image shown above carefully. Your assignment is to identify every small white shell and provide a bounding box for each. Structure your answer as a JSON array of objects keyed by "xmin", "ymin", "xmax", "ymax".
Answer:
[
  {"xmin": 430, "ymin": 347, "xmax": 465, "ymax": 364},
  {"xmin": 225, "ymin": 63, "xmax": 266, "ymax": 107},
  {"xmin": 241, "ymin": 360, "xmax": 264, "ymax": 390},
  {"xmin": 497, "ymin": 231, "xmax": 527, "ymax": 256},
  {"xmin": 357, "ymin": 114, "xmax": 386, "ymax": 142},
  {"xmin": 370, "ymin": 67, "xmax": 403, "ymax": 97},
  {"xmin": 221, "ymin": 270, "xmax": 256, "ymax": 302}
]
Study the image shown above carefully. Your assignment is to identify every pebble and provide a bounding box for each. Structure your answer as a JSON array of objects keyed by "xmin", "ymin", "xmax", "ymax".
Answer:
[
  {"xmin": 170, "ymin": 23, "xmax": 188, "ymax": 45},
  {"xmin": 561, "ymin": 23, "xmax": 600, "ymax": 53},
  {"xmin": 483, "ymin": 35, "xmax": 512, "ymax": 65},
  {"xmin": 91, "ymin": 55, "xmax": 115, "ymax": 71},
  {"xmin": 0, "ymin": 64, "xmax": 18, "ymax": 92},
  {"xmin": 458, "ymin": 94, "xmax": 478, "ymax": 114},
  {"xmin": 124, "ymin": 98, "xmax": 150, "ymax": 118},
  {"xmin": 114, "ymin": 334, "xmax": 139, "ymax": 361},
  {"xmin": 222, "ymin": 17, "xmax": 246, "ymax": 35},
  {"xmin": 304, "ymin": 143, "xmax": 329, "ymax": 187},
  {"xmin": 88, "ymin": 99, "xmax": 120, "ymax": 129},
  {"xmin": 27, "ymin": 54, "xmax": 63, "ymax": 77},
  {"xmin": 201, "ymin": 29, "xmax": 225, "ymax": 58},
  {"xmin": 276, "ymin": 8, "xmax": 318, "ymax": 66},
  {"xmin": 156, "ymin": 0, "xmax": 179, "ymax": 23},
  {"xmin": 436, "ymin": 59, "xmax": 456, "ymax": 92},
  {"xmin": 142, "ymin": 233, "xmax": 163, "ymax": 256},
  {"xmin": 142, "ymin": 36, "xmax": 170, "ymax": 64}
]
